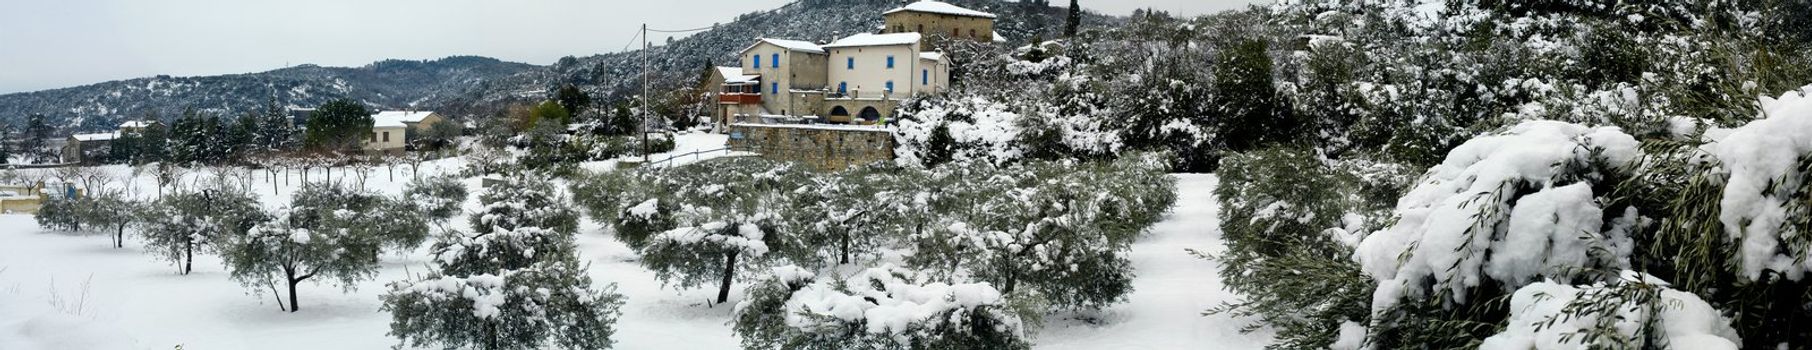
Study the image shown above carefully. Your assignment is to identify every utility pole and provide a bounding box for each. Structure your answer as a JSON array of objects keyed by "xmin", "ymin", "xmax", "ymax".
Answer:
[{"xmin": 642, "ymin": 23, "xmax": 651, "ymax": 163}]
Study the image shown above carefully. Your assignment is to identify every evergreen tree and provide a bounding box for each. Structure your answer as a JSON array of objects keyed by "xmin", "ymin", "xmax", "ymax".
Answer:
[
  {"xmin": 304, "ymin": 99, "xmax": 374, "ymax": 151},
  {"xmin": 1064, "ymin": 0, "xmax": 1081, "ymax": 38},
  {"xmin": 555, "ymin": 85, "xmax": 592, "ymax": 122},
  {"xmin": 1214, "ymin": 38, "xmax": 1293, "ymax": 153},
  {"xmin": 632, "ymin": 158, "xmax": 803, "ymax": 304},
  {"xmin": 22, "ymin": 114, "xmax": 52, "ymax": 164},
  {"xmin": 403, "ymin": 174, "xmax": 468, "ymax": 225},
  {"xmin": 530, "ymin": 100, "xmax": 572, "ymax": 128},
  {"xmin": 734, "ymin": 266, "xmax": 1034, "ymax": 350}
]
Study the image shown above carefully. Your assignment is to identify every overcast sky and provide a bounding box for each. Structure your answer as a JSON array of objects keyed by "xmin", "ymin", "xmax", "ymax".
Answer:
[{"xmin": 0, "ymin": 0, "xmax": 1261, "ymax": 94}]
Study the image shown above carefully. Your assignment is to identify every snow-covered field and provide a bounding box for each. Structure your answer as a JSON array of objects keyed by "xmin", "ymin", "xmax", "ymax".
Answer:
[{"xmin": 0, "ymin": 132, "xmax": 1262, "ymax": 349}]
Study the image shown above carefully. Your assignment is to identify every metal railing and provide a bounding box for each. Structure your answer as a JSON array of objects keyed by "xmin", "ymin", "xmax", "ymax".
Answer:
[{"xmin": 644, "ymin": 147, "xmax": 735, "ymax": 168}]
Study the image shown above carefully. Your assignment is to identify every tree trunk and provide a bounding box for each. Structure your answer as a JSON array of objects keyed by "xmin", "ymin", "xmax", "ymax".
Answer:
[
  {"xmin": 183, "ymin": 239, "xmax": 193, "ymax": 275},
  {"xmin": 287, "ymin": 277, "xmax": 300, "ymax": 313},
  {"xmin": 114, "ymin": 225, "xmax": 124, "ymax": 248},
  {"xmin": 717, "ymin": 251, "xmax": 739, "ymax": 304},
  {"xmin": 840, "ymin": 231, "xmax": 850, "ymax": 264}
]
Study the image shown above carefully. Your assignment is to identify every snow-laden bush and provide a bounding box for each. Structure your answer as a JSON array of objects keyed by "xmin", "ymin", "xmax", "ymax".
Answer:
[
  {"xmin": 1479, "ymin": 271, "xmax": 1739, "ymax": 350},
  {"xmin": 470, "ymin": 176, "xmax": 578, "ymax": 237},
  {"xmin": 894, "ymin": 97, "xmax": 1026, "ymax": 167},
  {"xmin": 289, "ymin": 182, "xmax": 431, "ymax": 252},
  {"xmin": 382, "ymin": 260, "xmax": 623, "ymax": 350},
  {"xmin": 733, "ymin": 265, "xmax": 1034, "ymax": 350},
  {"xmin": 222, "ymin": 207, "xmax": 381, "ymax": 313},
  {"xmin": 33, "ymin": 197, "xmax": 82, "ymax": 232},
  {"xmin": 1352, "ymin": 120, "xmax": 1643, "ymax": 347},
  {"xmin": 1703, "ymin": 84, "xmax": 1812, "ymax": 281},
  {"xmin": 636, "ymin": 158, "xmax": 804, "ymax": 304}
]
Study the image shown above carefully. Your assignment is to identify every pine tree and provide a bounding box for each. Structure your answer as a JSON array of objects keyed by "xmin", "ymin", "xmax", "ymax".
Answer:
[
  {"xmin": 22, "ymin": 114, "xmax": 52, "ymax": 164},
  {"xmin": 304, "ymin": 99, "xmax": 374, "ymax": 151}
]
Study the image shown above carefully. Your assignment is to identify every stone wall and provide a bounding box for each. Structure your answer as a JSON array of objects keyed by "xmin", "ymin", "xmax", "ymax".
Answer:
[
  {"xmin": 726, "ymin": 123, "xmax": 895, "ymax": 171},
  {"xmin": 883, "ymin": 12, "xmax": 995, "ymax": 48}
]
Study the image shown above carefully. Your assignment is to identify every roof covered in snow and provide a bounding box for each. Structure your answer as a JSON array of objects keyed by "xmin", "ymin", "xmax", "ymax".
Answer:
[
  {"xmin": 743, "ymin": 38, "xmax": 826, "ymax": 55},
  {"xmin": 372, "ymin": 111, "xmax": 434, "ymax": 128},
  {"xmin": 118, "ymin": 120, "xmax": 157, "ymax": 129},
  {"xmin": 919, "ymin": 52, "xmax": 944, "ymax": 62},
  {"xmin": 72, "ymin": 132, "xmax": 120, "ymax": 142},
  {"xmin": 717, "ymin": 66, "xmax": 760, "ymax": 84},
  {"xmin": 823, "ymin": 33, "xmax": 923, "ymax": 49},
  {"xmin": 884, "ymin": 1, "xmax": 996, "ymax": 19}
]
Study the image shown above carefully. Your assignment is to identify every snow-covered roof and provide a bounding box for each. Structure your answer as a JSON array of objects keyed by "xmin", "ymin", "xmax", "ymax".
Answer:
[
  {"xmin": 884, "ymin": 1, "xmax": 997, "ymax": 19},
  {"xmin": 992, "ymin": 30, "xmax": 1007, "ymax": 43},
  {"xmin": 716, "ymin": 66, "xmax": 762, "ymax": 84},
  {"xmin": 823, "ymin": 33, "xmax": 923, "ymax": 49},
  {"xmin": 72, "ymin": 132, "xmax": 120, "ymax": 142},
  {"xmin": 919, "ymin": 52, "xmax": 944, "ymax": 62},
  {"xmin": 372, "ymin": 111, "xmax": 435, "ymax": 128},
  {"xmin": 741, "ymin": 38, "xmax": 826, "ymax": 55},
  {"xmin": 118, "ymin": 120, "xmax": 157, "ymax": 129}
]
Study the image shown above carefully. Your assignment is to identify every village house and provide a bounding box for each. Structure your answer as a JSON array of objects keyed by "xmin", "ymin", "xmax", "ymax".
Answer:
[
  {"xmin": 711, "ymin": 0, "xmax": 986, "ymax": 128},
  {"xmin": 362, "ymin": 111, "xmax": 446, "ymax": 152},
  {"xmin": 61, "ymin": 120, "xmax": 161, "ymax": 164}
]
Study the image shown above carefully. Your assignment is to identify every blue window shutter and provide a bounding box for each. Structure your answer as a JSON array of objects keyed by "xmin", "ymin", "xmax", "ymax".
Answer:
[
  {"xmin": 922, "ymin": 69, "xmax": 928, "ymax": 85},
  {"xmin": 886, "ymin": 81, "xmax": 894, "ymax": 92},
  {"xmin": 887, "ymin": 56, "xmax": 894, "ymax": 68},
  {"xmin": 839, "ymin": 82, "xmax": 847, "ymax": 94},
  {"xmin": 753, "ymin": 55, "xmax": 760, "ymax": 69},
  {"xmin": 771, "ymin": 82, "xmax": 778, "ymax": 94},
  {"xmin": 772, "ymin": 54, "xmax": 779, "ymax": 68},
  {"xmin": 847, "ymin": 57, "xmax": 854, "ymax": 70}
]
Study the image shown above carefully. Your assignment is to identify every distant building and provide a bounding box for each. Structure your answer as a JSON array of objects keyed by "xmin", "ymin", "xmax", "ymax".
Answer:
[
  {"xmin": 363, "ymin": 110, "xmax": 448, "ymax": 152},
  {"xmin": 882, "ymin": 0, "xmax": 998, "ymax": 48},
  {"xmin": 714, "ymin": 1, "xmax": 977, "ymax": 127},
  {"xmin": 62, "ymin": 120, "xmax": 160, "ymax": 164}
]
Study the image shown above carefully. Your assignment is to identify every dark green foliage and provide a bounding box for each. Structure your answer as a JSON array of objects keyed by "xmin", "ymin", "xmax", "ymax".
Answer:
[
  {"xmin": 733, "ymin": 266, "xmax": 1034, "ymax": 350},
  {"xmin": 1210, "ymin": 148, "xmax": 1393, "ymax": 349},
  {"xmin": 304, "ymin": 99, "xmax": 374, "ymax": 151},
  {"xmin": 555, "ymin": 85, "xmax": 592, "ymax": 121},
  {"xmin": 1214, "ymin": 38, "xmax": 1296, "ymax": 153},
  {"xmin": 220, "ymin": 204, "xmax": 384, "ymax": 312}
]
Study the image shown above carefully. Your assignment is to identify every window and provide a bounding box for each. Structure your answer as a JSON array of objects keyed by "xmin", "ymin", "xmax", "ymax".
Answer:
[
  {"xmin": 838, "ymin": 82, "xmax": 848, "ymax": 94},
  {"xmin": 771, "ymin": 53, "xmax": 779, "ymax": 68},
  {"xmin": 846, "ymin": 57, "xmax": 854, "ymax": 70},
  {"xmin": 917, "ymin": 24, "xmax": 923, "ymax": 33},
  {"xmin": 771, "ymin": 82, "xmax": 778, "ymax": 94},
  {"xmin": 951, "ymin": 28, "xmax": 958, "ymax": 37},
  {"xmin": 970, "ymin": 29, "xmax": 977, "ymax": 38},
  {"xmin": 923, "ymin": 69, "xmax": 929, "ymax": 85},
  {"xmin": 886, "ymin": 56, "xmax": 895, "ymax": 69},
  {"xmin": 753, "ymin": 54, "xmax": 761, "ymax": 69},
  {"xmin": 885, "ymin": 81, "xmax": 894, "ymax": 92},
  {"xmin": 382, "ymin": 132, "xmax": 389, "ymax": 142}
]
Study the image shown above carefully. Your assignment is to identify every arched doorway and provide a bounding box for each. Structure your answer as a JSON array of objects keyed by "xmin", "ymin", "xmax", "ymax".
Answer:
[
  {"xmin": 830, "ymin": 106, "xmax": 850, "ymax": 117},
  {"xmin": 859, "ymin": 107, "xmax": 881, "ymax": 123}
]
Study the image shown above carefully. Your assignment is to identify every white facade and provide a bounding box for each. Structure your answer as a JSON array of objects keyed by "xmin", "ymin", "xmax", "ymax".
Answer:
[{"xmin": 825, "ymin": 33, "xmax": 942, "ymax": 99}]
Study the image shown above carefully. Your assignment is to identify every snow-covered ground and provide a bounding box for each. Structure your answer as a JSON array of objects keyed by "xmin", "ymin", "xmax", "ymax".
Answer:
[{"xmin": 0, "ymin": 132, "xmax": 1262, "ymax": 349}]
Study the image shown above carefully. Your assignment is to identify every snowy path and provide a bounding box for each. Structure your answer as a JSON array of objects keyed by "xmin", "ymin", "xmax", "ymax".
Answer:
[
  {"xmin": 0, "ymin": 160, "xmax": 1269, "ymax": 349},
  {"xmin": 1034, "ymin": 174, "xmax": 1273, "ymax": 349}
]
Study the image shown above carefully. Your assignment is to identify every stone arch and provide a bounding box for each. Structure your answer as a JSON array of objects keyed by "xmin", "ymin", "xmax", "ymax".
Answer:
[
  {"xmin": 830, "ymin": 106, "xmax": 851, "ymax": 117},
  {"xmin": 859, "ymin": 107, "xmax": 882, "ymax": 122}
]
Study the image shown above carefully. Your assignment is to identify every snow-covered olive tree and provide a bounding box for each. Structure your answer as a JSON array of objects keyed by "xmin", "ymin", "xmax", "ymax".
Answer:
[
  {"xmin": 138, "ymin": 185, "xmax": 265, "ymax": 275},
  {"xmin": 403, "ymin": 174, "xmax": 469, "ymax": 225},
  {"xmin": 383, "ymin": 174, "xmax": 622, "ymax": 350},
  {"xmin": 636, "ymin": 158, "xmax": 804, "ymax": 304},
  {"xmin": 33, "ymin": 197, "xmax": 83, "ymax": 232},
  {"xmin": 221, "ymin": 207, "xmax": 382, "ymax": 312},
  {"xmin": 291, "ymin": 182, "xmax": 431, "ymax": 252},
  {"xmin": 733, "ymin": 265, "xmax": 1034, "ymax": 350},
  {"xmin": 84, "ymin": 191, "xmax": 140, "ymax": 248}
]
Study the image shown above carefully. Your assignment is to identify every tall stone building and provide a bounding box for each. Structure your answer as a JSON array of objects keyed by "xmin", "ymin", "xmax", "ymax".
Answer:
[{"xmin": 882, "ymin": 1, "xmax": 999, "ymax": 48}]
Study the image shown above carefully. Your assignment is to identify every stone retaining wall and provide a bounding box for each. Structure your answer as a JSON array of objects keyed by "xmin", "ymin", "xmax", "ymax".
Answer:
[{"xmin": 726, "ymin": 124, "xmax": 895, "ymax": 171}]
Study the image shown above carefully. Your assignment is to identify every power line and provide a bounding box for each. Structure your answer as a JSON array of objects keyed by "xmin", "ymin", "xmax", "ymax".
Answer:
[
  {"xmin": 619, "ymin": 28, "xmax": 645, "ymax": 53},
  {"xmin": 646, "ymin": 25, "xmax": 715, "ymax": 33}
]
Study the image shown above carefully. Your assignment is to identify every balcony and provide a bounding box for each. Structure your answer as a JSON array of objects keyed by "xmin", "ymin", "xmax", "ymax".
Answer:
[{"xmin": 719, "ymin": 93, "xmax": 761, "ymax": 105}]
